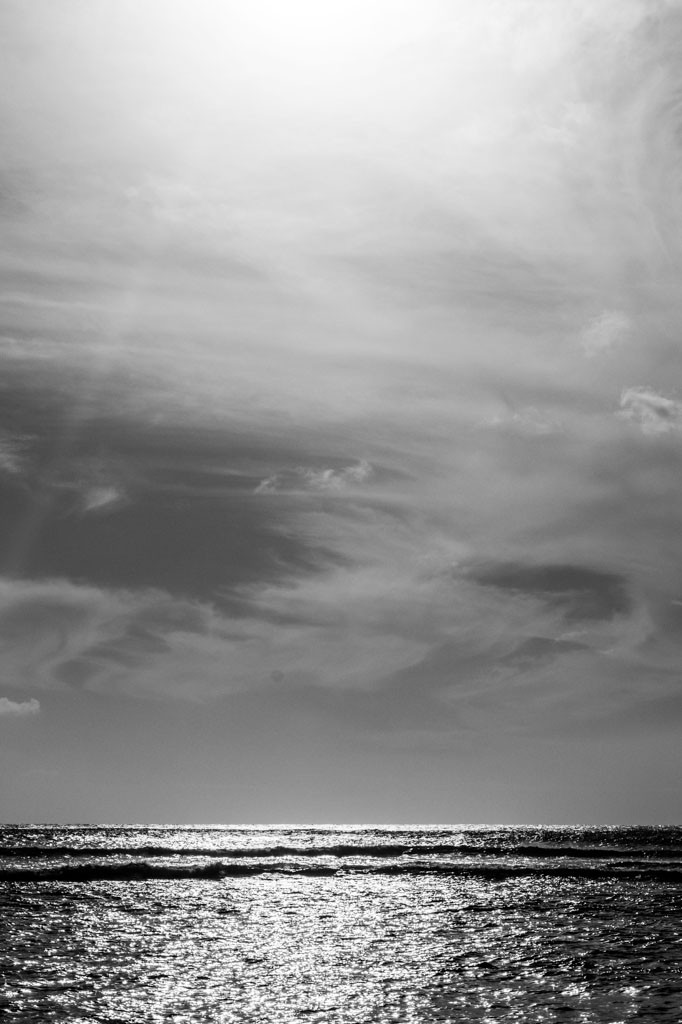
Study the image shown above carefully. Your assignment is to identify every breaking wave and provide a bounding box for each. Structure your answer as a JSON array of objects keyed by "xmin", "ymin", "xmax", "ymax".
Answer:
[
  {"xmin": 3, "ymin": 826, "xmax": 681, "ymax": 884},
  {"xmin": 2, "ymin": 860, "xmax": 682, "ymax": 883},
  {"xmin": 3, "ymin": 841, "xmax": 682, "ymax": 860}
]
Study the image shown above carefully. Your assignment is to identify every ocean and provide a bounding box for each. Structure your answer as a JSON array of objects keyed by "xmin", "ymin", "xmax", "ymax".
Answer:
[{"xmin": 1, "ymin": 824, "xmax": 681, "ymax": 1022}]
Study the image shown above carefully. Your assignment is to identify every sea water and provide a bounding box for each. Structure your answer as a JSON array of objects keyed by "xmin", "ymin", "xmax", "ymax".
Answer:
[{"xmin": 1, "ymin": 824, "xmax": 681, "ymax": 1022}]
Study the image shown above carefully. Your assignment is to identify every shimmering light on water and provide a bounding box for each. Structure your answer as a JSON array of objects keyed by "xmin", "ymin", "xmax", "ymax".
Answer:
[{"xmin": 2, "ymin": 826, "xmax": 682, "ymax": 1022}]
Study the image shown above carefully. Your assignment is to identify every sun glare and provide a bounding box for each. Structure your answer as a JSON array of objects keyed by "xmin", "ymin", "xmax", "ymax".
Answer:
[
  {"xmin": 240, "ymin": 0, "xmax": 392, "ymax": 58},
  {"xmin": 145, "ymin": 0, "xmax": 423, "ymax": 109}
]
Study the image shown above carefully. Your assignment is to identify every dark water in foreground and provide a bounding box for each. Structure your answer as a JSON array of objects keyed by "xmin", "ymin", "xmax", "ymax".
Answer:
[{"xmin": 1, "ymin": 825, "xmax": 681, "ymax": 1022}]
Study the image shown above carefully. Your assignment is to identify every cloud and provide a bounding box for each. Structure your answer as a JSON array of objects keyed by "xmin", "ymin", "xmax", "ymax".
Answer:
[
  {"xmin": 1, "ymin": 514, "xmax": 615, "ymax": 706},
  {"xmin": 463, "ymin": 561, "xmax": 632, "ymax": 623},
  {"xmin": 255, "ymin": 460, "xmax": 373, "ymax": 494},
  {"xmin": 0, "ymin": 696, "xmax": 40, "ymax": 716},
  {"xmin": 483, "ymin": 406, "xmax": 563, "ymax": 436},
  {"xmin": 618, "ymin": 386, "xmax": 682, "ymax": 435},
  {"xmin": 124, "ymin": 176, "xmax": 202, "ymax": 225},
  {"xmin": 3, "ymin": 0, "xmax": 682, "ymax": 753},
  {"xmin": 580, "ymin": 310, "xmax": 631, "ymax": 357},
  {"xmin": 79, "ymin": 484, "xmax": 127, "ymax": 515},
  {"xmin": 0, "ymin": 577, "xmax": 213, "ymax": 698},
  {"xmin": 0, "ymin": 431, "xmax": 31, "ymax": 476},
  {"xmin": 0, "ymin": 0, "xmax": 678, "ymax": 474},
  {"xmin": 56, "ymin": 456, "xmax": 133, "ymax": 518},
  {"xmin": 0, "ymin": 515, "xmax": 672, "ymax": 739},
  {"xmin": 0, "ymin": 566, "xmax": 430, "ymax": 701},
  {"xmin": 300, "ymin": 460, "xmax": 373, "ymax": 491},
  {"xmin": 501, "ymin": 635, "xmax": 590, "ymax": 667}
]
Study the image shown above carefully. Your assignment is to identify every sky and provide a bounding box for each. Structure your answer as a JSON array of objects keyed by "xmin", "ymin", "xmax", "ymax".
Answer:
[{"xmin": 1, "ymin": 0, "xmax": 682, "ymax": 824}]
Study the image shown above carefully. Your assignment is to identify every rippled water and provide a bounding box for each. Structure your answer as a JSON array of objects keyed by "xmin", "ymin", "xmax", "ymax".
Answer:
[{"xmin": 2, "ymin": 825, "xmax": 681, "ymax": 1022}]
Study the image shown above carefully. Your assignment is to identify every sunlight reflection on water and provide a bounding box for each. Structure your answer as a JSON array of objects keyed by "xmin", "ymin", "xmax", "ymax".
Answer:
[{"xmin": 2, "ymin": 872, "xmax": 682, "ymax": 1022}]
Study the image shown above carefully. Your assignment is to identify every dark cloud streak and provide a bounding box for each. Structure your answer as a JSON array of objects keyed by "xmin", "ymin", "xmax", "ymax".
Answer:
[{"xmin": 464, "ymin": 561, "xmax": 631, "ymax": 622}]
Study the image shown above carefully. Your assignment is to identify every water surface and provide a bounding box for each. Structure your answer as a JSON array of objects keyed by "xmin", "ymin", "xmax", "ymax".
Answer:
[{"xmin": 2, "ymin": 824, "xmax": 681, "ymax": 1022}]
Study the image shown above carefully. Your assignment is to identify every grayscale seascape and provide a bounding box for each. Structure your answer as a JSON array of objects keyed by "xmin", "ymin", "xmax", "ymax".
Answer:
[
  {"xmin": 2, "ymin": 824, "xmax": 681, "ymax": 1022},
  {"xmin": 3, "ymin": 1, "xmax": 682, "ymax": 1021}
]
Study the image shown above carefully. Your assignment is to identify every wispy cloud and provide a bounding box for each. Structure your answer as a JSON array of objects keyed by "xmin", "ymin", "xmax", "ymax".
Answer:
[
  {"xmin": 255, "ymin": 460, "xmax": 373, "ymax": 494},
  {"xmin": 80, "ymin": 484, "xmax": 127, "ymax": 515},
  {"xmin": 618, "ymin": 386, "xmax": 682, "ymax": 435},
  {"xmin": 580, "ymin": 310, "xmax": 631, "ymax": 358},
  {"xmin": 482, "ymin": 406, "xmax": 563, "ymax": 436}
]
